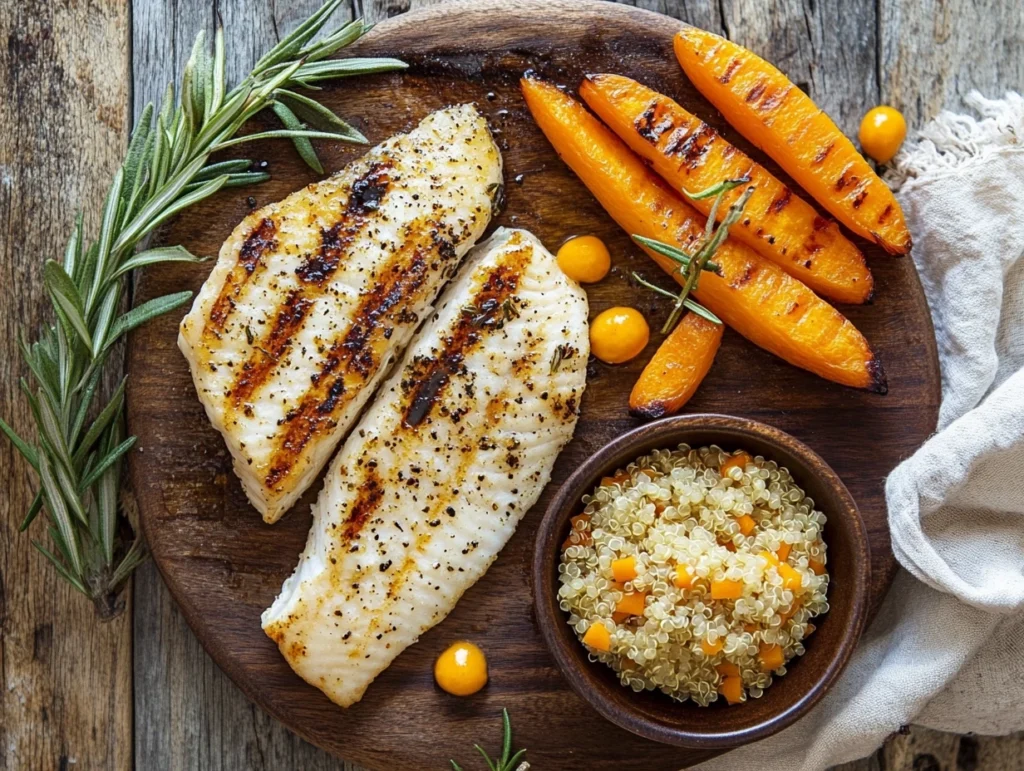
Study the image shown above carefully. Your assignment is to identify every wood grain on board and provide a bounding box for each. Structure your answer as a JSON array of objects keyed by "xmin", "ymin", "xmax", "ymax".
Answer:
[
  {"xmin": 125, "ymin": 2, "xmax": 940, "ymax": 769},
  {"xmin": 0, "ymin": 1, "xmax": 133, "ymax": 770}
]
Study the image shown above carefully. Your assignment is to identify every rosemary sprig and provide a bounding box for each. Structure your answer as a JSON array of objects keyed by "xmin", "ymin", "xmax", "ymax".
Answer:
[
  {"xmin": 631, "ymin": 177, "xmax": 754, "ymax": 334},
  {"xmin": 0, "ymin": 0, "xmax": 406, "ymax": 617},
  {"xmin": 451, "ymin": 709, "xmax": 528, "ymax": 771}
]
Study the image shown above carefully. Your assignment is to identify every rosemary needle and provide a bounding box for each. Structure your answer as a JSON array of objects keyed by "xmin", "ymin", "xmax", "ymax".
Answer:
[{"xmin": 451, "ymin": 709, "xmax": 528, "ymax": 771}]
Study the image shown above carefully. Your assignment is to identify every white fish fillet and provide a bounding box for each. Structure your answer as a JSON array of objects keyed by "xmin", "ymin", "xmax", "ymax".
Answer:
[
  {"xmin": 178, "ymin": 105, "xmax": 502, "ymax": 523},
  {"xmin": 262, "ymin": 228, "xmax": 589, "ymax": 707}
]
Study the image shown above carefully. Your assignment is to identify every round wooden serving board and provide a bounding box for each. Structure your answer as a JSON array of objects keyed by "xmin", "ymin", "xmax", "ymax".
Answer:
[{"xmin": 126, "ymin": 2, "xmax": 941, "ymax": 768}]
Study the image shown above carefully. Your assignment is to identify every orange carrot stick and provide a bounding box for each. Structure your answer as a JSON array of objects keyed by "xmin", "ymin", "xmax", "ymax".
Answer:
[
  {"xmin": 629, "ymin": 312, "xmax": 723, "ymax": 418},
  {"xmin": 580, "ymin": 73, "xmax": 873, "ymax": 304},
  {"xmin": 520, "ymin": 75, "xmax": 886, "ymax": 392},
  {"xmin": 674, "ymin": 28, "xmax": 910, "ymax": 255}
]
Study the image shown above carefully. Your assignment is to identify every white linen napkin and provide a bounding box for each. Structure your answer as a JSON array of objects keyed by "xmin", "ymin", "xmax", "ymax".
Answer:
[{"xmin": 696, "ymin": 92, "xmax": 1024, "ymax": 771}]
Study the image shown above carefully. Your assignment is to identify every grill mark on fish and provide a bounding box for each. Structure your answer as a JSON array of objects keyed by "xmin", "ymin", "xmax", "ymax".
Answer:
[
  {"xmin": 205, "ymin": 218, "xmax": 278, "ymax": 332},
  {"xmin": 296, "ymin": 162, "xmax": 394, "ymax": 285},
  {"xmin": 400, "ymin": 250, "xmax": 529, "ymax": 429},
  {"xmin": 813, "ymin": 216, "xmax": 831, "ymax": 232},
  {"xmin": 878, "ymin": 204, "xmax": 893, "ymax": 223},
  {"xmin": 262, "ymin": 228, "xmax": 446, "ymax": 490},
  {"xmin": 231, "ymin": 291, "xmax": 315, "ymax": 406},
  {"xmin": 341, "ymin": 470, "xmax": 384, "ymax": 542},
  {"xmin": 852, "ymin": 189, "xmax": 869, "ymax": 208}
]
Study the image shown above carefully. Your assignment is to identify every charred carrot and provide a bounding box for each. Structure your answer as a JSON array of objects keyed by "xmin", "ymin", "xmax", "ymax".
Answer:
[
  {"xmin": 521, "ymin": 75, "xmax": 886, "ymax": 392},
  {"xmin": 580, "ymin": 73, "xmax": 873, "ymax": 303},
  {"xmin": 629, "ymin": 312, "xmax": 723, "ymax": 419},
  {"xmin": 673, "ymin": 28, "xmax": 910, "ymax": 255}
]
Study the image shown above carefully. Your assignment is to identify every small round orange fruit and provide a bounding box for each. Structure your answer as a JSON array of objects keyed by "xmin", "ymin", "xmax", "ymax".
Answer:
[
  {"xmin": 557, "ymin": 235, "xmax": 611, "ymax": 283},
  {"xmin": 590, "ymin": 307, "xmax": 649, "ymax": 364},
  {"xmin": 434, "ymin": 641, "xmax": 488, "ymax": 696},
  {"xmin": 858, "ymin": 106, "xmax": 907, "ymax": 164}
]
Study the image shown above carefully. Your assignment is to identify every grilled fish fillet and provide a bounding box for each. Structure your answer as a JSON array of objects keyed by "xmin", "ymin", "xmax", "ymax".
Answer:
[
  {"xmin": 179, "ymin": 105, "xmax": 502, "ymax": 523},
  {"xmin": 262, "ymin": 227, "xmax": 589, "ymax": 707}
]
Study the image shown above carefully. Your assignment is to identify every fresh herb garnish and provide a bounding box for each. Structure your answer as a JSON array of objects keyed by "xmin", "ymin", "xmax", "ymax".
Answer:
[
  {"xmin": 632, "ymin": 176, "xmax": 754, "ymax": 334},
  {"xmin": 550, "ymin": 343, "xmax": 575, "ymax": 374},
  {"xmin": 0, "ymin": 0, "xmax": 406, "ymax": 617},
  {"xmin": 501, "ymin": 297, "xmax": 520, "ymax": 321},
  {"xmin": 451, "ymin": 708, "xmax": 528, "ymax": 771}
]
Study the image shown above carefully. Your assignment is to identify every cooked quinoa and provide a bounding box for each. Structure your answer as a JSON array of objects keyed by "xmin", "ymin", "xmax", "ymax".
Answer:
[{"xmin": 558, "ymin": 444, "xmax": 829, "ymax": 706}]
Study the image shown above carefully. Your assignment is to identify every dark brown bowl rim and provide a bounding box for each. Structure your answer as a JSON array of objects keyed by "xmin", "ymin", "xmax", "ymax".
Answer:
[{"xmin": 532, "ymin": 413, "xmax": 870, "ymax": 749}]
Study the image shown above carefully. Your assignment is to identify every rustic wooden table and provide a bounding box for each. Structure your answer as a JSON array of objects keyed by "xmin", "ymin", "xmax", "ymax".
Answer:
[{"xmin": 1, "ymin": 1, "xmax": 1022, "ymax": 769}]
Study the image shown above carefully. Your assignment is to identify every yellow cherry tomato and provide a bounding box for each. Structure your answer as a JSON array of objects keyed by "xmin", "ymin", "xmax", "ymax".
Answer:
[
  {"xmin": 858, "ymin": 106, "xmax": 907, "ymax": 164},
  {"xmin": 557, "ymin": 235, "xmax": 611, "ymax": 283},
  {"xmin": 434, "ymin": 641, "xmax": 488, "ymax": 696},
  {"xmin": 590, "ymin": 306, "xmax": 649, "ymax": 364}
]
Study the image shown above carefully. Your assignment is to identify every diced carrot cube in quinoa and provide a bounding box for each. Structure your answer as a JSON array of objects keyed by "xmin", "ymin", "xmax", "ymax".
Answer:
[
  {"xmin": 611, "ymin": 556, "xmax": 638, "ymax": 582},
  {"xmin": 561, "ymin": 514, "xmax": 593, "ymax": 550},
  {"xmin": 720, "ymin": 676, "xmax": 744, "ymax": 704},
  {"xmin": 809, "ymin": 558, "xmax": 826, "ymax": 575},
  {"xmin": 744, "ymin": 623, "xmax": 758, "ymax": 633},
  {"xmin": 711, "ymin": 578, "xmax": 743, "ymax": 600},
  {"xmin": 582, "ymin": 622, "xmax": 612, "ymax": 651},
  {"xmin": 778, "ymin": 562, "xmax": 804, "ymax": 592},
  {"xmin": 720, "ymin": 451, "xmax": 753, "ymax": 477},
  {"xmin": 805, "ymin": 623, "xmax": 817, "ymax": 636},
  {"xmin": 611, "ymin": 611, "xmax": 630, "ymax": 624},
  {"xmin": 701, "ymin": 638, "xmax": 724, "ymax": 656},
  {"xmin": 673, "ymin": 564, "xmax": 695, "ymax": 589},
  {"xmin": 601, "ymin": 470, "xmax": 631, "ymax": 487},
  {"xmin": 777, "ymin": 542, "xmax": 792, "ymax": 561},
  {"xmin": 779, "ymin": 599, "xmax": 802, "ymax": 624},
  {"xmin": 735, "ymin": 514, "xmax": 756, "ymax": 536},
  {"xmin": 615, "ymin": 591, "xmax": 648, "ymax": 616},
  {"xmin": 759, "ymin": 550, "xmax": 780, "ymax": 567},
  {"xmin": 717, "ymin": 661, "xmax": 741, "ymax": 678},
  {"xmin": 759, "ymin": 643, "xmax": 785, "ymax": 671}
]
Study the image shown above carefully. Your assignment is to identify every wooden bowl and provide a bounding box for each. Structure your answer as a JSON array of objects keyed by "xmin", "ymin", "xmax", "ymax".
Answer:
[{"xmin": 532, "ymin": 414, "xmax": 870, "ymax": 749}]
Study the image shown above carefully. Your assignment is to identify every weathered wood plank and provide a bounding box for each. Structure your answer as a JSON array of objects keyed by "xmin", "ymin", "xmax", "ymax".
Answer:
[
  {"xmin": 880, "ymin": 0, "xmax": 1024, "ymax": 127},
  {"xmin": 0, "ymin": 1, "xmax": 133, "ymax": 770}
]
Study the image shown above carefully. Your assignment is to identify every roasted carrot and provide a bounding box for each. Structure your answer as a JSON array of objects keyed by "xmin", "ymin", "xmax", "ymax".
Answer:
[
  {"xmin": 521, "ymin": 75, "xmax": 887, "ymax": 392},
  {"xmin": 674, "ymin": 28, "xmax": 911, "ymax": 255},
  {"xmin": 629, "ymin": 312, "xmax": 722, "ymax": 419},
  {"xmin": 580, "ymin": 74, "xmax": 873, "ymax": 303}
]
